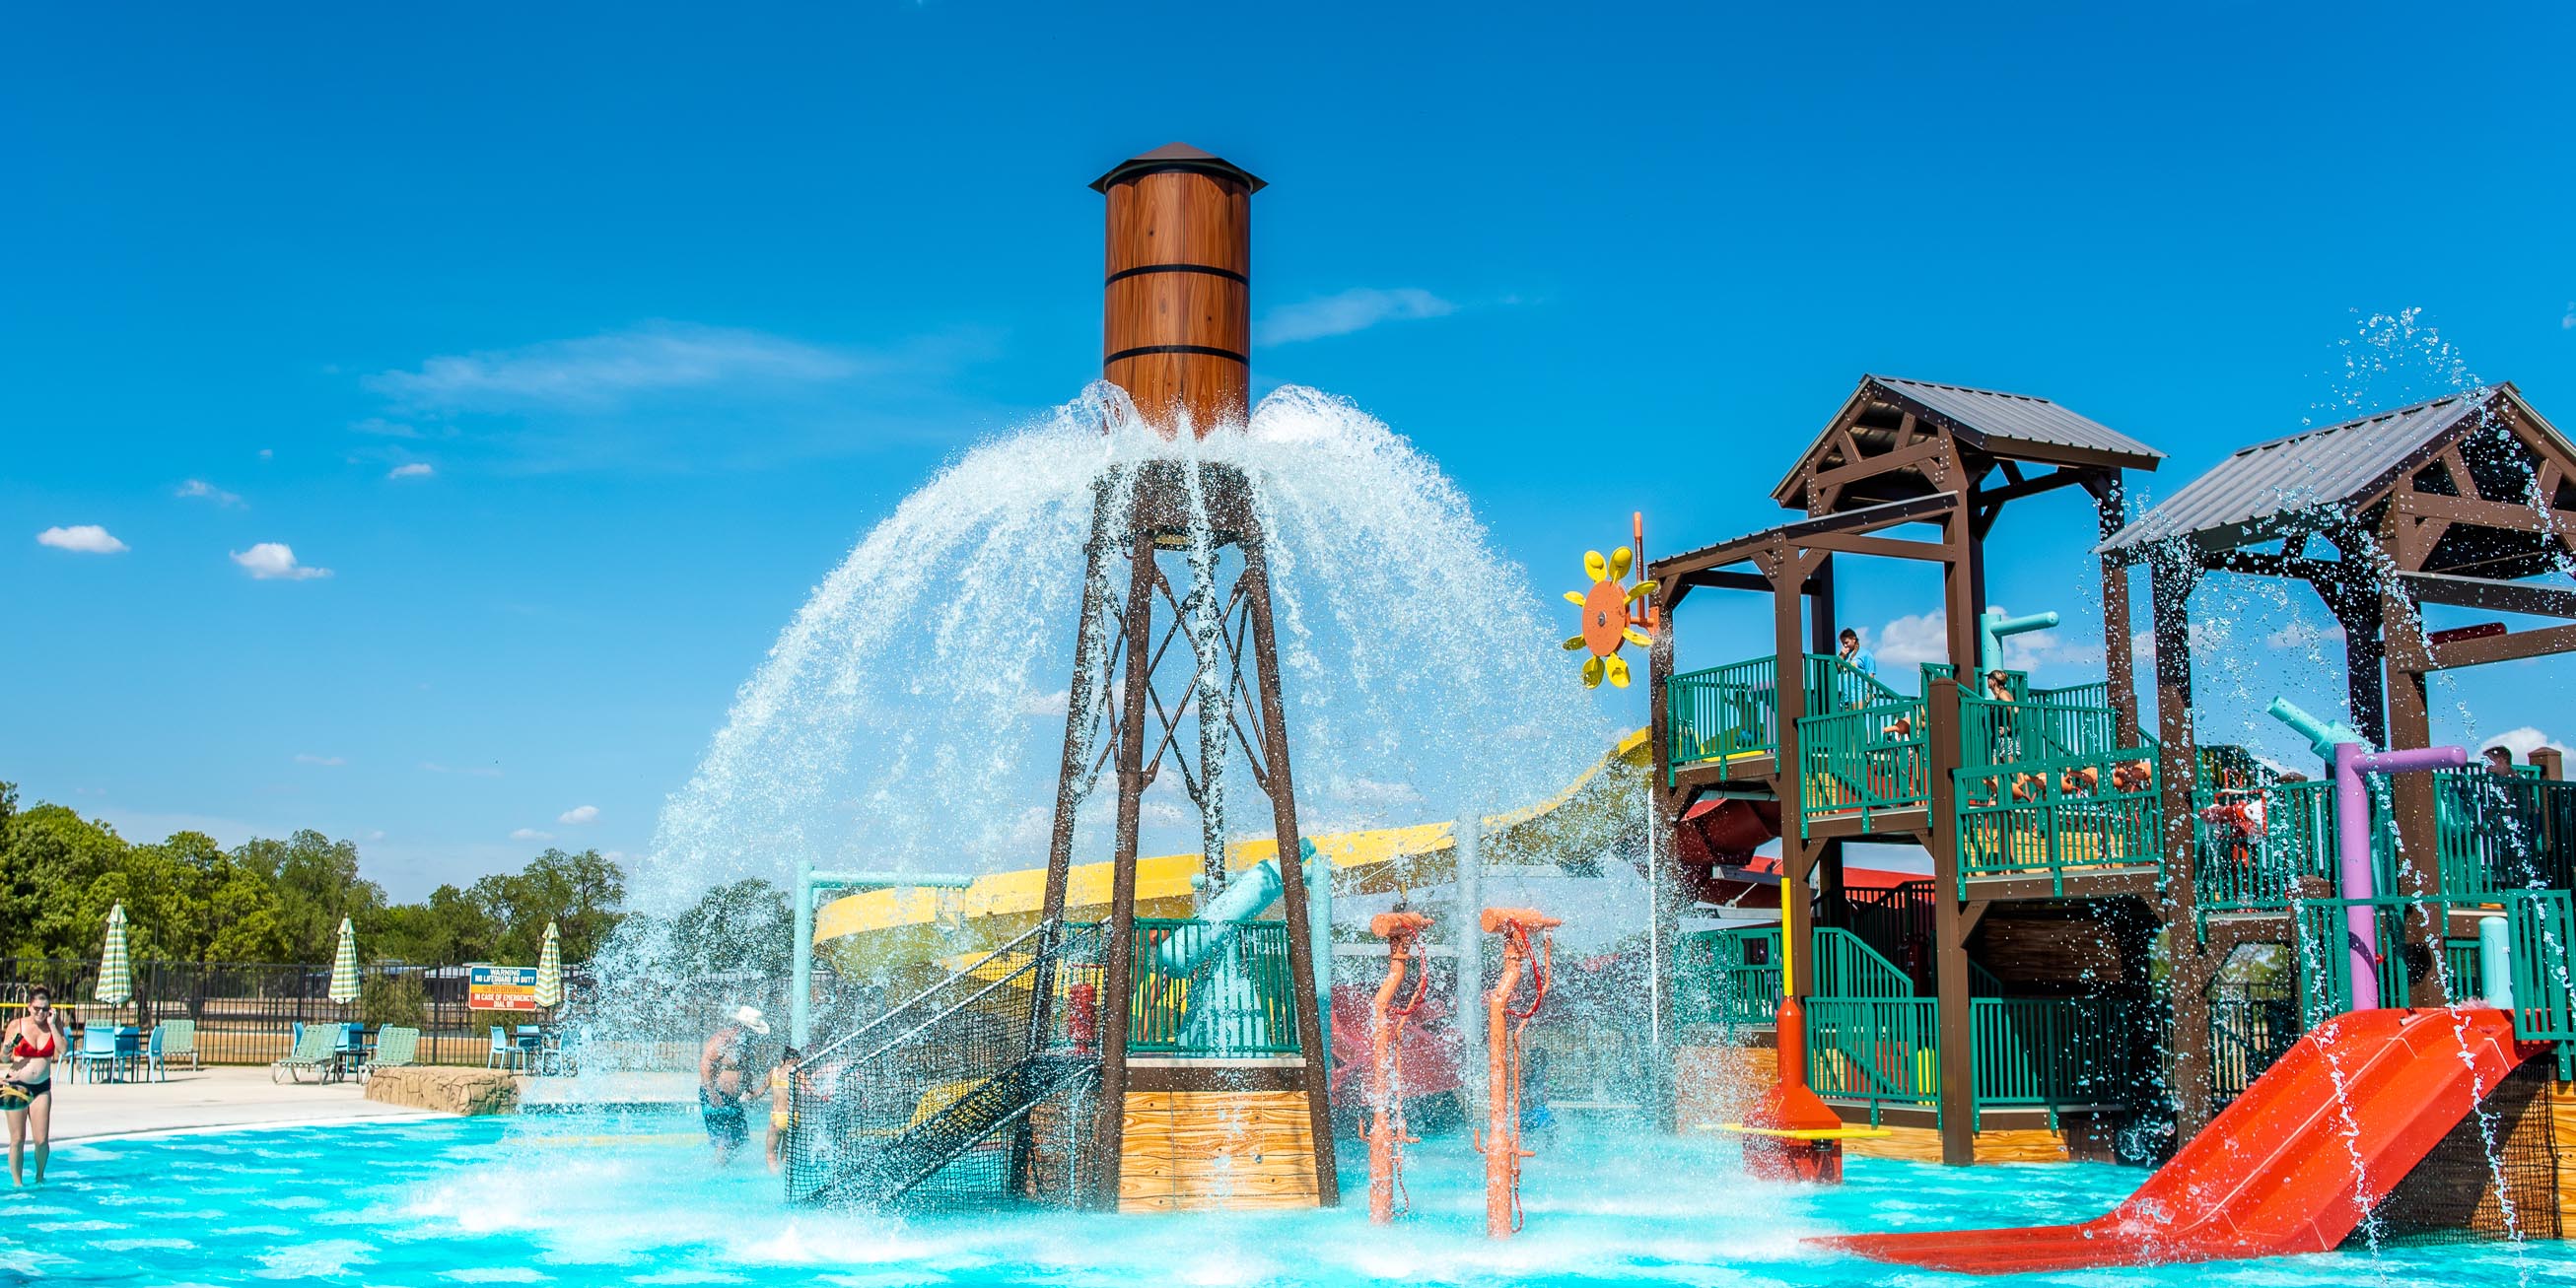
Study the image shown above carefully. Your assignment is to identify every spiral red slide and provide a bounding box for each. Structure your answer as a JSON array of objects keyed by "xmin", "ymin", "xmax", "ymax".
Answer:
[{"xmin": 1816, "ymin": 1007, "xmax": 2538, "ymax": 1275}]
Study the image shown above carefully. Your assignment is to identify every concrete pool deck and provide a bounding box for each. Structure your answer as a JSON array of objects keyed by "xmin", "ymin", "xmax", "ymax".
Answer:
[
  {"xmin": 38, "ymin": 1067, "xmax": 703, "ymax": 1141},
  {"xmin": 44, "ymin": 1067, "xmax": 446, "ymax": 1141}
]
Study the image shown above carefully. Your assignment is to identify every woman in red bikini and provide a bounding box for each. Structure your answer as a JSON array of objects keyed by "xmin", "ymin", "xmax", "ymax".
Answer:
[{"xmin": 5, "ymin": 985, "xmax": 69, "ymax": 1186}]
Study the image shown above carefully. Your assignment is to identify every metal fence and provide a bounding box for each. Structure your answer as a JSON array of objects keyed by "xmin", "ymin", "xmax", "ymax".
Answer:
[{"xmin": 2, "ymin": 958, "xmax": 578, "ymax": 1067}]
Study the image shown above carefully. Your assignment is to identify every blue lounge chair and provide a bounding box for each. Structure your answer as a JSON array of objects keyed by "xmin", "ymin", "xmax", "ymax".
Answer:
[
  {"xmin": 486, "ymin": 1026, "xmax": 523, "ymax": 1071},
  {"xmin": 270, "ymin": 1025, "xmax": 339, "ymax": 1084}
]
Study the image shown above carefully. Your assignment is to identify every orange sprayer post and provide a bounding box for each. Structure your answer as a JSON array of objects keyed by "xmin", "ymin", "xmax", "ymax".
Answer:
[
  {"xmin": 1365, "ymin": 911, "xmax": 1434, "ymax": 1224},
  {"xmin": 1475, "ymin": 906, "xmax": 1561, "ymax": 1239}
]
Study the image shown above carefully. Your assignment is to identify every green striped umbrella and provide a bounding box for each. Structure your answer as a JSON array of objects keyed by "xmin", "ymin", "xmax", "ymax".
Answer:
[
  {"xmin": 533, "ymin": 921, "xmax": 564, "ymax": 1009},
  {"xmin": 327, "ymin": 916, "xmax": 362, "ymax": 1004},
  {"xmin": 95, "ymin": 903, "xmax": 133, "ymax": 1006}
]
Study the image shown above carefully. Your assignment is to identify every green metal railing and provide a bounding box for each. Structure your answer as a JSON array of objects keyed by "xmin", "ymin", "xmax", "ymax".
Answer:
[
  {"xmin": 1672, "ymin": 925, "xmax": 1915, "ymax": 1029},
  {"xmin": 1805, "ymin": 994, "xmax": 2137, "ymax": 1124},
  {"xmin": 1954, "ymin": 750, "xmax": 2162, "ymax": 894},
  {"xmin": 2209, "ymin": 982, "xmax": 2301, "ymax": 1107},
  {"xmin": 2030, "ymin": 680, "xmax": 2112, "ymax": 711},
  {"xmin": 1126, "ymin": 919, "xmax": 1300, "ymax": 1055},
  {"xmin": 2508, "ymin": 890, "xmax": 2576, "ymax": 1053},
  {"xmin": 1666, "ymin": 652, "xmax": 1909, "ymax": 778},
  {"xmin": 1970, "ymin": 996, "xmax": 2132, "ymax": 1115},
  {"xmin": 2193, "ymin": 780, "xmax": 2336, "ymax": 911},
  {"xmin": 1798, "ymin": 699, "xmax": 1930, "ymax": 834},
  {"xmin": 1957, "ymin": 691, "xmax": 2119, "ymax": 767},
  {"xmin": 2434, "ymin": 773, "xmax": 2576, "ymax": 900},
  {"xmin": 1671, "ymin": 926, "xmax": 1780, "ymax": 1029},
  {"xmin": 1807, "ymin": 997, "xmax": 1938, "ymax": 1117},
  {"xmin": 1667, "ymin": 656, "xmax": 1781, "ymax": 776}
]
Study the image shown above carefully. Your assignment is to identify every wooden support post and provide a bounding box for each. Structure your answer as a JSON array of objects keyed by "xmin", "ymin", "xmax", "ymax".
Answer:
[
  {"xmin": 1089, "ymin": 531, "xmax": 1159, "ymax": 1208},
  {"xmin": 1808, "ymin": 554, "xmax": 1837, "ymax": 658},
  {"xmin": 1942, "ymin": 497, "xmax": 1985, "ymax": 679},
  {"xmin": 2382, "ymin": 597, "xmax": 2443, "ymax": 1004},
  {"xmin": 1239, "ymin": 538, "xmax": 1341, "ymax": 1204},
  {"xmin": 1924, "ymin": 677, "xmax": 1975, "ymax": 1165},
  {"xmin": 2085, "ymin": 473, "xmax": 2142, "ymax": 745},
  {"xmin": 2149, "ymin": 555, "xmax": 2212, "ymax": 1134}
]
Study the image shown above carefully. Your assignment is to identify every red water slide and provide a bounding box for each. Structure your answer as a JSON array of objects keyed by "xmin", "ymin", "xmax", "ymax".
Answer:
[{"xmin": 1817, "ymin": 1007, "xmax": 2539, "ymax": 1274}]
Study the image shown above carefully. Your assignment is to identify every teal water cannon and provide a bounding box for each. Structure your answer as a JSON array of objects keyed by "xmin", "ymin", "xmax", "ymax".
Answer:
[
  {"xmin": 2264, "ymin": 696, "xmax": 2373, "ymax": 762},
  {"xmin": 1979, "ymin": 608, "xmax": 2059, "ymax": 673}
]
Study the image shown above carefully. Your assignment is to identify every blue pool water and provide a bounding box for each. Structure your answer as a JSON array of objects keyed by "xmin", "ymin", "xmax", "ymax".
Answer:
[{"xmin": 6, "ymin": 1117, "xmax": 2572, "ymax": 1286}]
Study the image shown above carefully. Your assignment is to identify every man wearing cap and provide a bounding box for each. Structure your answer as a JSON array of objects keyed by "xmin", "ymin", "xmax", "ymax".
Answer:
[{"xmin": 699, "ymin": 1005, "xmax": 769, "ymax": 1165}]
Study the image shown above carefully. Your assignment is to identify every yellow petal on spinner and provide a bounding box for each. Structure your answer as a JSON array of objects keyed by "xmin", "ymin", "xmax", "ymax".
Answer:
[
  {"xmin": 1581, "ymin": 656, "xmax": 1605, "ymax": 688},
  {"xmin": 1626, "ymin": 577, "xmax": 1660, "ymax": 602},
  {"xmin": 1605, "ymin": 655, "xmax": 1633, "ymax": 688},
  {"xmin": 1623, "ymin": 627, "xmax": 1652, "ymax": 648},
  {"xmin": 1610, "ymin": 546, "xmax": 1634, "ymax": 578},
  {"xmin": 1562, "ymin": 634, "xmax": 1587, "ymax": 651},
  {"xmin": 1584, "ymin": 550, "xmax": 1608, "ymax": 582},
  {"xmin": 1563, "ymin": 589, "xmax": 1587, "ymax": 606}
]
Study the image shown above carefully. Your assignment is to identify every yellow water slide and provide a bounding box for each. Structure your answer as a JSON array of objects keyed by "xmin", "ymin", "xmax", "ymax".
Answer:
[{"xmin": 816, "ymin": 728, "xmax": 1651, "ymax": 975}]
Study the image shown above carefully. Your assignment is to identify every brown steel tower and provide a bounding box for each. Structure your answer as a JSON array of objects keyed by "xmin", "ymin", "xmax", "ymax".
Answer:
[{"xmin": 1034, "ymin": 144, "xmax": 1338, "ymax": 1210}]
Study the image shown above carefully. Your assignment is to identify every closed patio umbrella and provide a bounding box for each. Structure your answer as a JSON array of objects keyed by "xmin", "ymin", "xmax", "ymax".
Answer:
[
  {"xmin": 533, "ymin": 921, "xmax": 564, "ymax": 1009},
  {"xmin": 328, "ymin": 916, "xmax": 362, "ymax": 1004},
  {"xmin": 96, "ymin": 904, "xmax": 133, "ymax": 1006}
]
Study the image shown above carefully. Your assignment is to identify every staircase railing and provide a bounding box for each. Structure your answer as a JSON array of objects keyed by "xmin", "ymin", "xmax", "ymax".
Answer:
[
  {"xmin": 1797, "ymin": 700, "xmax": 1931, "ymax": 833},
  {"xmin": 785, "ymin": 920, "xmax": 1104, "ymax": 1205}
]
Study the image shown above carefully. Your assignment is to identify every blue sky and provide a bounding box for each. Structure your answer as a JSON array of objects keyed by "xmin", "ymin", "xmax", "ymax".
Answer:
[{"xmin": 5, "ymin": 3, "xmax": 2571, "ymax": 897}]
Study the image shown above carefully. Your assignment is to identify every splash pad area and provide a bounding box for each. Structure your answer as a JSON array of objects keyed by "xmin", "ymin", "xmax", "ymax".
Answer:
[{"xmin": 52, "ymin": 144, "xmax": 2576, "ymax": 1284}]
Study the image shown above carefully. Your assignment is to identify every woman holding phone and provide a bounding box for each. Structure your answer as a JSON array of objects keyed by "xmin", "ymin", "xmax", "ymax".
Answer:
[{"xmin": 4, "ymin": 985, "xmax": 68, "ymax": 1186}]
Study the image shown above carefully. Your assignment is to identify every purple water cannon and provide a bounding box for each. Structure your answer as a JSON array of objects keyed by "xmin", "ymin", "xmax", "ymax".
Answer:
[
  {"xmin": 2332, "ymin": 742, "xmax": 2467, "ymax": 1009},
  {"xmin": 2264, "ymin": 698, "xmax": 2467, "ymax": 1009}
]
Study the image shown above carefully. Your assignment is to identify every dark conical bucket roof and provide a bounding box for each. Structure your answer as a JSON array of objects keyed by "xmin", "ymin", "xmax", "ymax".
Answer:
[{"xmin": 1090, "ymin": 142, "xmax": 1266, "ymax": 193}]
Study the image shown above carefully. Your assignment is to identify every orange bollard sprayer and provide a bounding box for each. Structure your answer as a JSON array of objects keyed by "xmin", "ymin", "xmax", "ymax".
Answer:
[
  {"xmin": 1365, "ymin": 911, "xmax": 1435, "ymax": 1224},
  {"xmin": 1474, "ymin": 906, "xmax": 1561, "ymax": 1239}
]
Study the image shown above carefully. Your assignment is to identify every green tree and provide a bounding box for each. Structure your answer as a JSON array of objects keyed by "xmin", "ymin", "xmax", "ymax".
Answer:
[
  {"xmin": 235, "ymin": 831, "xmax": 383, "ymax": 962},
  {"xmin": 0, "ymin": 798, "xmax": 130, "ymax": 959},
  {"xmin": 666, "ymin": 877, "xmax": 792, "ymax": 981}
]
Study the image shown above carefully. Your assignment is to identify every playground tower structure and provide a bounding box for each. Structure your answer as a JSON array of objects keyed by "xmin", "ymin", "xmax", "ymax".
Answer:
[{"xmin": 1030, "ymin": 143, "xmax": 1339, "ymax": 1211}]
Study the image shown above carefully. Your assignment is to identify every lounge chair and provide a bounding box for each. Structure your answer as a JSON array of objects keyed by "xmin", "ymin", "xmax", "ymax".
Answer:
[
  {"xmin": 154, "ymin": 1019, "xmax": 200, "ymax": 1071},
  {"xmin": 363, "ymin": 1026, "xmax": 420, "ymax": 1082},
  {"xmin": 71, "ymin": 1027, "xmax": 122, "ymax": 1084},
  {"xmin": 270, "ymin": 1024, "xmax": 341, "ymax": 1084}
]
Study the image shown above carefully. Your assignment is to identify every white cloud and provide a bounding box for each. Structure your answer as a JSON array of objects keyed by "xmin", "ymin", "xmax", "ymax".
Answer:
[
  {"xmin": 231, "ymin": 542, "xmax": 331, "ymax": 580},
  {"xmin": 257, "ymin": 447, "xmax": 275, "ymax": 459},
  {"xmin": 1872, "ymin": 611, "xmax": 1950, "ymax": 667},
  {"xmin": 1140, "ymin": 800, "xmax": 1188, "ymax": 829},
  {"xmin": 510, "ymin": 827, "xmax": 555, "ymax": 843},
  {"xmin": 421, "ymin": 762, "xmax": 504, "ymax": 779},
  {"xmin": 386, "ymin": 462, "xmax": 435, "ymax": 480},
  {"xmin": 369, "ymin": 321, "xmax": 862, "ymax": 413},
  {"xmin": 1015, "ymin": 690, "xmax": 1070, "ymax": 718},
  {"xmin": 2563, "ymin": 304, "xmax": 2574, "ymax": 331},
  {"xmin": 36, "ymin": 524, "xmax": 128, "ymax": 554},
  {"xmin": 2484, "ymin": 726, "xmax": 2559, "ymax": 760},
  {"xmin": 557, "ymin": 804, "xmax": 599, "ymax": 825},
  {"xmin": 293, "ymin": 754, "xmax": 346, "ymax": 767},
  {"xmin": 364, "ymin": 829, "xmax": 387, "ymax": 842},
  {"xmin": 2264, "ymin": 620, "xmax": 2346, "ymax": 650},
  {"xmin": 176, "ymin": 479, "xmax": 244, "ymax": 507},
  {"xmin": 1256, "ymin": 288, "xmax": 1456, "ymax": 346},
  {"xmin": 352, "ymin": 417, "xmax": 422, "ymax": 439}
]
